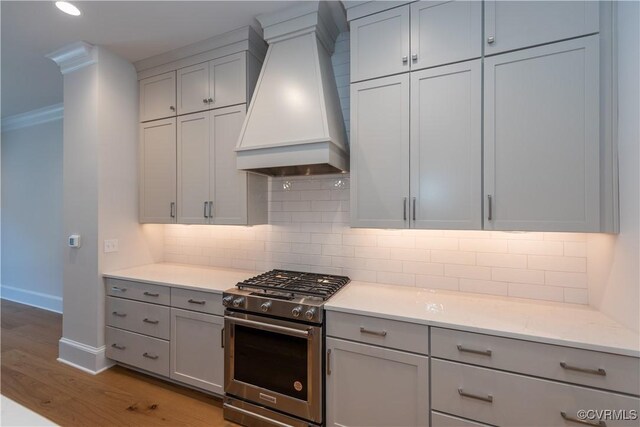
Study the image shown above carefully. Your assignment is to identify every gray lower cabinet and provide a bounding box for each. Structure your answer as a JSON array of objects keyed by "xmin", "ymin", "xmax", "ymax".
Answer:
[
  {"xmin": 170, "ymin": 308, "xmax": 224, "ymax": 394},
  {"xmin": 105, "ymin": 278, "xmax": 224, "ymax": 396},
  {"xmin": 326, "ymin": 337, "xmax": 429, "ymax": 427}
]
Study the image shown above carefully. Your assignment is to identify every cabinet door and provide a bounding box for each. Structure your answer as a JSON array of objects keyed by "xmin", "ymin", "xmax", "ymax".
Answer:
[
  {"xmin": 484, "ymin": 1, "xmax": 599, "ymax": 55},
  {"xmin": 139, "ymin": 118, "xmax": 176, "ymax": 223},
  {"xmin": 326, "ymin": 338, "xmax": 429, "ymax": 427},
  {"xmin": 350, "ymin": 6, "xmax": 410, "ymax": 82},
  {"xmin": 410, "ymin": 60, "xmax": 481, "ymax": 230},
  {"xmin": 177, "ymin": 62, "xmax": 210, "ymax": 115},
  {"xmin": 351, "ymin": 74, "xmax": 410, "ymax": 228},
  {"xmin": 210, "ymin": 105, "xmax": 248, "ymax": 225},
  {"xmin": 209, "ymin": 52, "xmax": 247, "ymax": 110},
  {"xmin": 410, "ymin": 1, "xmax": 481, "ymax": 71},
  {"xmin": 139, "ymin": 71, "xmax": 176, "ymax": 122},
  {"xmin": 170, "ymin": 308, "xmax": 224, "ymax": 394},
  {"xmin": 484, "ymin": 36, "xmax": 599, "ymax": 231},
  {"xmin": 177, "ymin": 112, "xmax": 210, "ymax": 224}
]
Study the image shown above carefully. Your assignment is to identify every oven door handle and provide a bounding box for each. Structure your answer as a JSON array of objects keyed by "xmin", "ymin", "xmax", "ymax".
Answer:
[{"xmin": 227, "ymin": 316, "xmax": 311, "ymax": 338}]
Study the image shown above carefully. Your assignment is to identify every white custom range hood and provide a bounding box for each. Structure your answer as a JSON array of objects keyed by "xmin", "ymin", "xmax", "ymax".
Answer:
[{"xmin": 235, "ymin": 1, "xmax": 349, "ymax": 177}]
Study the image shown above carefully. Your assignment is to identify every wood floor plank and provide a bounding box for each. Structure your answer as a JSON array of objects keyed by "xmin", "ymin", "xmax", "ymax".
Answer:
[{"xmin": 1, "ymin": 299, "xmax": 235, "ymax": 427}]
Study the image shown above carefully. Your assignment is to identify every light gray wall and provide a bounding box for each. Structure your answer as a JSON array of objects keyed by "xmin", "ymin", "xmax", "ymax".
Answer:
[
  {"xmin": 1, "ymin": 119, "xmax": 64, "ymax": 311},
  {"xmin": 588, "ymin": 1, "xmax": 640, "ymax": 332}
]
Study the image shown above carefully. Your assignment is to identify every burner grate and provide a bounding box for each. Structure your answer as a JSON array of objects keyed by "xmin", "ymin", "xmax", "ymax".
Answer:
[{"xmin": 237, "ymin": 270, "xmax": 350, "ymax": 300}]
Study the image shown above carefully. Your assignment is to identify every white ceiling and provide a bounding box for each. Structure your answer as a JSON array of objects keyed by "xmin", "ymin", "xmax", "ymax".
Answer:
[{"xmin": 1, "ymin": 1, "xmax": 301, "ymax": 118}]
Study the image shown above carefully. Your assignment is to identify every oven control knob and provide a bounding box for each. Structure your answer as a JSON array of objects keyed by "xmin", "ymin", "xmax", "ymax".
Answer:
[
  {"xmin": 304, "ymin": 308, "xmax": 316, "ymax": 320},
  {"xmin": 222, "ymin": 296, "xmax": 234, "ymax": 306},
  {"xmin": 232, "ymin": 297, "xmax": 244, "ymax": 308},
  {"xmin": 260, "ymin": 301, "xmax": 272, "ymax": 312},
  {"xmin": 291, "ymin": 306, "xmax": 303, "ymax": 318}
]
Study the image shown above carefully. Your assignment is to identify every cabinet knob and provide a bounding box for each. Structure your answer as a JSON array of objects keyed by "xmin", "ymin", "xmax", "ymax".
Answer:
[
  {"xmin": 412, "ymin": 53, "xmax": 418, "ymax": 61},
  {"xmin": 487, "ymin": 36, "xmax": 495, "ymax": 44},
  {"xmin": 169, "ymin": 105, "xmax": 175, "ymax": 111},
  {"xmin": 208, "ymin": 98, "xmax": 213, "ymax": 103},
  {"xmin": 402, "ymin": 56, "xmax": 408, "ymax": 63},
  {"xmin": 203, "ymin": 98, "xmax": 209, "ymax": 104}
]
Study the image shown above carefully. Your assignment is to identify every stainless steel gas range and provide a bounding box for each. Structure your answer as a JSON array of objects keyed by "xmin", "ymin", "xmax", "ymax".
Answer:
[{"xmin": 222, "ymin": 270, "xmax": 350, "ymax": 427}]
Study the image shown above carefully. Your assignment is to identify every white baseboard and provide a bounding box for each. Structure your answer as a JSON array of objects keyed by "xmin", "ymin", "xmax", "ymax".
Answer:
[
  {"xmin": 58, "ymin": 337, "xmax": 114, "ymax": 375},
  {"xmin": 0, "ymin": 284, "xmax": 63, "ymax": 313}
]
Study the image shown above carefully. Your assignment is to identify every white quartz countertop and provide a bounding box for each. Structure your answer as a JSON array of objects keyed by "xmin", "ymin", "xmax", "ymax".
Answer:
[
  {"xmin": 103, "ymin": 263, "xmax": 255, "ymax": 293},
  {"xmin": 325, "ymin": 281, "xmax": 640, "ymax": 358}
]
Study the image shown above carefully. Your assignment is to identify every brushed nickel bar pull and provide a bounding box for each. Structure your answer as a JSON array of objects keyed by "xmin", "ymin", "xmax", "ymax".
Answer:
[
  {"xmin": 188, "ymin": 299, "xmax": 206, "ymax": 305},
  {"xmin": 112, "ymin": 311, "xmax": 127, "ymax": 317},
  {"xmin": 221, "ymin": 327, "xmax": 224, "ymax": 348},
  {"xmin": 327, "ymin": 349, "xmax": 332, "ymax": 375},
  {"xmin": 458, "ymin": 388, "xmax": 493, "ymax": 403},
  {"xmin": 457, "ymin": 344, "xmax": 492, "ymax": 357},
  {"xmin": 403, "ymin": 197, "xmax": 408, "ymax": 221},
  {"xmin": 170, "ymin": 202, "xmax": 176, "ymax": 218},
  {"xmin": 487, "ymin": 195, "xmax": 493, "ymax": 221},
  {"xmin": 111, "ymin": 343, "xmax": 126, "ymax": 350},
  {"xmin": 412, "ymin": 197, "xmax": 416, "ymax": 221},
  {"xmin": 360, "ymin": 327, "xmax": 387, "ymax": 337},
  {"xmin": 561, "ymin": 412, "xmax": 607, "ymax": 427},
  {"xmin": 143, "ymin": 352, "xmax": 159, "ymax": 360},
  {"xmin": 143, "ymin": 291, "xmax": 159, "ymax": 297},
  {"xmin": 208, "ymin": 201, "xmax": 213, "ymax": 218},
  {"xmin": 143, "ymin": 318, "xmax": 159, "ymax": 324},
  {"xmin": 111, "ymin": 286, "xmax": 127, "ymax": 292},
  {"xmin": 560, "ymin": 362, "xmax": 606, "ymax": 376},
  {"xmin": 204, "ymin": 201, "xmax": 209, "ymax": 218}
]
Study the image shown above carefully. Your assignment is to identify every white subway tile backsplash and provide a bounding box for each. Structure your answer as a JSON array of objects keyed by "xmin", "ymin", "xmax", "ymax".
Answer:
[{"xmin": 161, "ymin": 46, "xmax": 592, "ymax": 306}]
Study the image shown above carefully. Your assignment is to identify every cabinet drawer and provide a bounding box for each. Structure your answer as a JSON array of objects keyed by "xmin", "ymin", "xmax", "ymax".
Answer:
[
  {"xmin": 105, "ymin": 278, "xmax": 170, "ymax": 305},
  {"xmin": 432, "ymin": 359, "xmax": 640, "ymax": 427},
  {"xmin": 432, "ymin": 412, "xmax": 490, "ymax": 427},
  {"xmin": 106, "ymin": 297, "xmax": 170, "ymax": 340},
  {"xmin": 431, "ymin": 327, "xmax": 640, "ymax": 396},
  {"xmin": 171, "ymin": 288, "xmax": 222, "ymax": 315},
  {"xmin": 327, "ymin": 311, "xmax": 428, "ymax": 355},
  {"xmin": 106, "ymin": 326, "xmax": 170, "ymax": 377}
]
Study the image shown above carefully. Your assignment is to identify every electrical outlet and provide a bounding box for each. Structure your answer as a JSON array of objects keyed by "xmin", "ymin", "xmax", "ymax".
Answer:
[{"xmin": 104, "ymin": 239, "xmax": 119, "ymax": 253}]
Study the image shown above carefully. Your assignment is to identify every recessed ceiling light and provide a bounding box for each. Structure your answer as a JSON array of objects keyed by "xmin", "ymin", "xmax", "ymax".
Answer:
[{"xmin": 55, "ymin": 1, "xmax": 81, "ymax": 16}]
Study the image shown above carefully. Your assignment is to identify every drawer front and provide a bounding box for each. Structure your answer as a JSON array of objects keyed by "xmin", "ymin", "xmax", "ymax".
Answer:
[
  {"xmin": 327, "ymin": 311, "xmax": 429, "ymax": 355},
  {"xmin": 171, "ymin": 287, "xmax": 222, "ymax": 315},
  {"xmin": 106, "ymin": 297, "xmax": 170, "ymax": 340},
  {"xmin": 106, "ymin": 278, "xmax": 170, "ymax": 305},
  {"xmin": 106, "ymin": 326, "xmax": 170, "ymax": 377},
  {"xmin": 431, "ymin": 327, "xmax": 640, "ymax": 395},
  {"xmin": 432, "ymin": 359, "xmax": 640, "ymax": 427},
  {"xmin": 432, "ymin": 412, "xmax": 490, "ymax": 427}
]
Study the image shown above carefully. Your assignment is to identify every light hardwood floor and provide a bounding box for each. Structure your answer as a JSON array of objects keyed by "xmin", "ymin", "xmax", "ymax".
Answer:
[{"xmin": 1, "ymin": 299, "xmax": 235, "ymax": 426}]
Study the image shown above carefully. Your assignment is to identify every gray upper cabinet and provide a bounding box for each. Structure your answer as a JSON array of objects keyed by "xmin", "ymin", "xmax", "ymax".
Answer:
[
  {"xmin": 177, "ymin": 112, "xmax": 211, "ymax": 225},
  {"xmin": 351, "ymin": 1, "xmax": 482, "ymax": 82},
  {"xmin": 350, "ymin": 74, "xmax": 410, "ymax": 228},
  {"xmin": 174, "ymin": 106, "xmax": 267, "ymax": 226},
  {"xmin": 177, "ymin": 62, "xmax": 209, "ymax": 116},
  {"xmin": 139, "ymin": 118, "xmax": 176, "ymax": 223},
  {"xmin": 410, "ymin": 0, "xmax": 482, "ymax": 71},
  {"xmin": 177, "ymin": 52, "xmax": 249, "ymax": 115},
  {"xmin": 484, "ymin": 0, "xmax": 599, "ymax": 55},
  {"xmin": 484, "ymin": 36, "xmax": 600, "ymax": 232},
  {"xmin": 139, "ymin": 71, "xmax": 176, "ymax": 122},
  {"xmin": 350, "ymin": 6, "xmax": 410, "ymax": 83},
  {"xmin": 410, "ymin": 60, "xmax": 482, "ymax": 230}
]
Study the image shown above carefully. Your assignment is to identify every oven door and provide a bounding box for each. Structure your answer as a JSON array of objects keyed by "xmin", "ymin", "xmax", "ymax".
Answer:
[{"xmin": 224, "ymin": 310, "xmax": 323, "ymax": 424}]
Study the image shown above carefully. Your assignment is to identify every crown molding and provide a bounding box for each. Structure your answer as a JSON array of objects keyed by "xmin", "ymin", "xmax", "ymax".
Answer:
[
  {"xmin": 46, "ymin": 41, "xmax": 97, "ymax": 74},
  {"xmin": 1, "ymin": 103, "xmax": 64, "ymax": 132}
]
